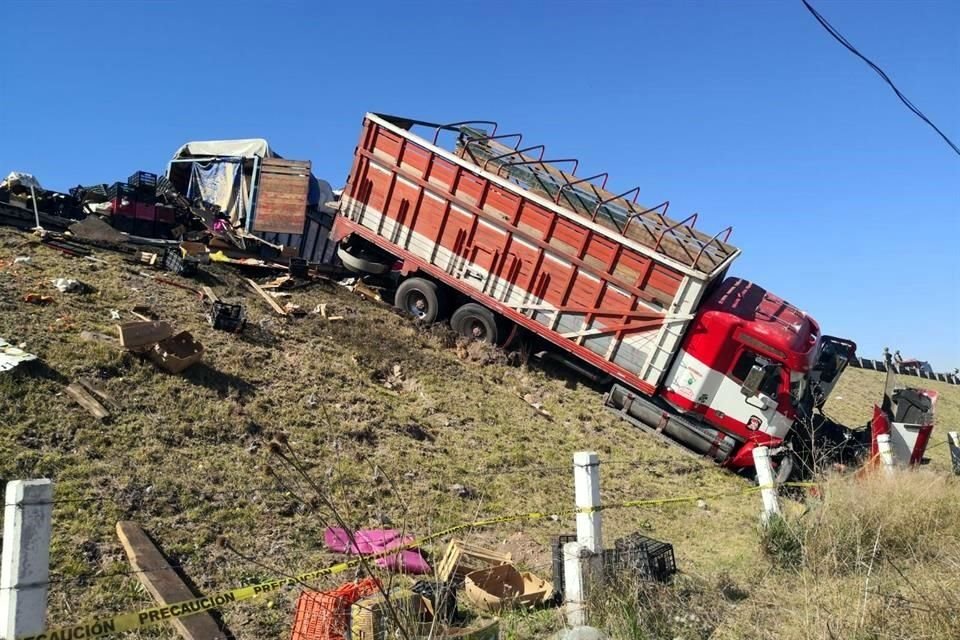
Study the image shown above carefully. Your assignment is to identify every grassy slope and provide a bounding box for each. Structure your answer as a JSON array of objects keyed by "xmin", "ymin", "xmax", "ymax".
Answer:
[{"xmin": 1, "ymin": 226, "xmax": 957, "ymax": 639}]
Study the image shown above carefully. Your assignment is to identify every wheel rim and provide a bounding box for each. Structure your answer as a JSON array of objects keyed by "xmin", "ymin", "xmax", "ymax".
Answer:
[
  {"xmin": 407, "ymin": 292, "xmax": 428, "ymax": 319},
  {"xmin": 468, "ymin": 319, "xmax": 487, "ymax": 340}
]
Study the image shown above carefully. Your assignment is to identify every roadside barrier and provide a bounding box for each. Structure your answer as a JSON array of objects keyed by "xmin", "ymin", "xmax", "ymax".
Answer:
[
  {"xmin": 848, "ymin": 357, "xmax": 959, "ymax": 385},
  {"xmin": 16, "ymin": 481, "xmax": 816, "ymax": 640}
]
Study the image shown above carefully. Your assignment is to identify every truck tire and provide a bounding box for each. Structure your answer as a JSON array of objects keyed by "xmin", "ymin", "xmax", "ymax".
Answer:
[
  {"xmin": 451, "ymin": 303, "xmax": 499, "ymax": 344},
  {"xmin": 337, "ymin": 242, "xmax": 392, "ymax": 275},
  {"xmin": 395, "ymin": 277, "xmax": 441, "ymax": 323}
]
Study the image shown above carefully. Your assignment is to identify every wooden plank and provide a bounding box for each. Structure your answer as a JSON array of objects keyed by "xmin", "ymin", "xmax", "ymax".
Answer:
[
  {"xmin": 244, "ymin": 278, "xmax": 288, "ymax": 315},
  {"xmin": 201, "ymin": 286, "xmax": 219, "ymax": 304},
  {"xmin": 262, "ymin": 158, "xmax": 311, "ymax": 168},
  {"xmin": 117, "ymin": 321, "xmax": 174, "ymax": 349},
  {"xmin": 65, "ymin": 383, "xmax": 109, "ymax": 420},
  {"xmin": 116, "ymin": 522, "xmax": 225, "ymax": 640}
]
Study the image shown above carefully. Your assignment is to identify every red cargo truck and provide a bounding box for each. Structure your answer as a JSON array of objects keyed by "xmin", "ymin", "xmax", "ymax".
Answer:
[{"xmin": 332, "ymin": 113, "xmax": 935, "ymax": 478}]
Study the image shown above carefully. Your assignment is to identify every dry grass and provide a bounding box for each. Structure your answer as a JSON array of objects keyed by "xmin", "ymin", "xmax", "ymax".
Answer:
[
  {"xmin": 722, "ymin": 471, "xmax": 960, "ymax": 640},
  {"xmin": 1, "ymin": 225, "xmax": 958, "ymax": 639}
]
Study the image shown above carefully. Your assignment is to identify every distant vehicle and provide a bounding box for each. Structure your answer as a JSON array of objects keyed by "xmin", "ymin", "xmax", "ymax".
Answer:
[
  {"xmin": 898, "ymin": 359, "xmax": 933, "ymax": 375},
  {"xmin": 332, "ymin": 113, "xmax": 936, "ymax": 479}
]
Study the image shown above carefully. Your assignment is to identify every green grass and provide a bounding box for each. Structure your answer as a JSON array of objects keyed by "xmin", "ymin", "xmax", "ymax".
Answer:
[{"xmin": 1, "ymin": 226, "xmax": 957, "ymax": 639}]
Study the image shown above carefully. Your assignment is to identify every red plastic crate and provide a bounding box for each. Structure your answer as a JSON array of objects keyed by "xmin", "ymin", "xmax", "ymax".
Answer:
[{"xmin": 290, "ymin": 577, "xmax": 380, "ymax": 640}]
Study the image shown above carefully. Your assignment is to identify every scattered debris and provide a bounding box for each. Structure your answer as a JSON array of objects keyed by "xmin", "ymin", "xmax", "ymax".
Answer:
[
  {"xmin": 76, "ymin": 376, "xmax": 117, "ymax": 409},
  {"xmin": 437, "ymin": 539, "xmax": 511, "ymax": 582},
  {"xmin": 13, "ymin": 256, "xmax": 30, "ymax": 264},
  {"xmin": 244, "ymin": 277, "xmax": 288, "ymax": 316},
  {"xmin": 110, "ymin": 309, "xmax": 121, "ymax": 320},
  {"xmin": 52, "ymin": 277, "xmax": 88, "ymax": 293},
  {"xmin": 117, "ymin": 321, "xmax": 174, "ymax": 350},
  {"xmin": 80, "ymin": 330, "xmax": 116, "ymax": 344},
  {"xmin": 148, "ymin": 331, "xmax": 204, "ymax": 374},
  {"xmin": 65, "ymin": 382, "xmax": 110, "ymax": 420},
  {"xmin": 131, "ymin": 304, "xmax": 156, "ymax": 321},
  {"xmin": 352, "ymin": 281, "xmax": 383, "ymax": 303},
  {"xmin": 116, "ymin": 522, "xmax": 227, "ymax": 640},
  {"xmin": 291, "ymin": 578, "xmax": 380, "ymax": 640},
  {"xmin": 520, "ymin": 393, "xmax": 553, "ymax": 420},
  {"xmin": 22, "ymin": 293, "xmax": 53, "ymax": 305},
  {"xmin": 350, "ymin": 587, "xmax": 427, "ymax": 639},
  {"xmin": 324, "ymin": 528, "xmax": 431, "ymax": 574},
  {"xmin": 283, "ymin": 302, "xmax": 305, "ymax": 316},
  {"xmin": 201, "ymin": 286, "xmax": 219, "ymax": 304},
  {"xmin": 261, "ymin": 274, "xmax": 292, "ymax": 290},
  {"xmin": 0, "ymin": 338, "xmax": 38, "ymax": 373},
  {"xmin": 209, "ymin": 302, "xmax": 246, "ymax": 332},
  {"xmin": 464, "ymin": 563, "xmax": 552, "ymax": 612},
  {"xmin": 447, "ymin": 483, "xmax": 477, "ymax": 499}
]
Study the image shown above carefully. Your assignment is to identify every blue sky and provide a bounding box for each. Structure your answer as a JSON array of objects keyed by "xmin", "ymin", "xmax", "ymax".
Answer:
[{"xmin": 2, "ymin": 0, "xmax": 958, "ymax": 369}]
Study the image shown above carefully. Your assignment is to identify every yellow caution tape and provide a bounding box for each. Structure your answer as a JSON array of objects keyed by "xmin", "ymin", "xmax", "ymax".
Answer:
[{"xmin": 21, "ymin": 481, "xmax": 820, "ymax": 640}]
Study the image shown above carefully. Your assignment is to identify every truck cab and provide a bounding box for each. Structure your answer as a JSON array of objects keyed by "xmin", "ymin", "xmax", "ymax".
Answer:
[{"xmin": 660, "ymin": 278, "xmax": 855, "ymax": 469}]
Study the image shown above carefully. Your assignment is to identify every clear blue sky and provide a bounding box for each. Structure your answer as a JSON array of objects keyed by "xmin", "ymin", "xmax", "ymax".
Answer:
[{"xmin": 2, "ymin": 0, "xmax": 958, "ymax": 369}]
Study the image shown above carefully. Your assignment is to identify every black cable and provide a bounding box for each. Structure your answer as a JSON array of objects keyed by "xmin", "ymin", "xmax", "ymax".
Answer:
[{"xmin": 801, "ymin": 0, "xmax": 960, "ymax": 157}]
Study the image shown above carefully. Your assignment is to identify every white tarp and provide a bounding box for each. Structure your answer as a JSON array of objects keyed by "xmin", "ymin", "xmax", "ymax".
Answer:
[
  {"xmin": 0, "ymin": 338, "xmax": 37, "ymax": 373},
  {"xmin": 172, "ymin": 139, "xmax": 275, "ymax": 160},
  {"xmin": 0, "ymin": 172, "xmax": 43, "ymax": 191}
]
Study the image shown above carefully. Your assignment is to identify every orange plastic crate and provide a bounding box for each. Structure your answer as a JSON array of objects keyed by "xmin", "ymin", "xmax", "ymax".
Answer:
[{"xmin": 290, "ymin": 577, "xmax": 380, "ymax": 640}]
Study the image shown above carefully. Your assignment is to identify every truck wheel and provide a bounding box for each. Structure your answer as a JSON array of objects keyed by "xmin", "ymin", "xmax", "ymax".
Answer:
[
  {"xmin": 451, "ymin": 303, "xmax": 499, "ymax": 344},
  {"xmin": 395, "ymin": 277, "xmax": 441, "ymax": 323}
]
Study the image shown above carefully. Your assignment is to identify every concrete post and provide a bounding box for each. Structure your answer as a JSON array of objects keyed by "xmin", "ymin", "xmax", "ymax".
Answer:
[
  {"xmin": 562, "ymin": 542, "xmax": 589, "ymax": 628},
  {"xmin": 0, "ymin": 479, "xmax": 53, "ymax": 640},
  {"xmin": 573, "ymin": 452, "xmax": 602, "ymax": 554},
  {"xmin": 751, "ymin": 446, "xmax": 781, "ymax": 524},
  {"xmin": 947, "ymin": 432, "xmax": 960, "ymax": 476},
  {"xmin": 876, "ymin": 433, "xmax": 895, "ymax": 475}
]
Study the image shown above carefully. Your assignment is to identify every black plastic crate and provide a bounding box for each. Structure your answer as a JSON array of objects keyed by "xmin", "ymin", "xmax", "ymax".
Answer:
[
  {"xmin": 550, "ymin": 534, "xmax": 578, "ymax": 601},
  {"xmin": 107, "ymin": 182, "xmax": 137, "ymax": 201},
  {"xmin": 210, "ymin": 301, "xmax": 245, "ymax": 332},
  {"xmin": 289, "ymin": 257, "xmax": 308, "ymax": 278},
  {"xmin": 611, "ymin": 532, "xmax": 676, "ymax": 583},
  {"xmin": 551, "ymin": 532, "xmax": 675, "ymax": 600},
  {"xmin": 163, "ymin": 248, "xmax": 198, "ymax": 276},
  {"xmin": 128, "ymin": 171, "xmax": 158, "ymax": 190}
]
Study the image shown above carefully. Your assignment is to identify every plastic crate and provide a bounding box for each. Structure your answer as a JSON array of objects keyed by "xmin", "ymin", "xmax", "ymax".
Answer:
[
  {"xmin": 163, "ymin": 248, "xmax": 198, "ymax": 276},
  {"xmin": 290, "ymin": 578, "xmax": 380, "ymax": 640},
  {"xmin": 550, "ymin": 534, "xmax": 578, "ymax": 601},
  {"xmin": 107, "ymin": 182, "xmax": 137, "ymax": 201},
  {"xmin": 210, "ymin": 301, "xmax": 245, "ymax": 332},
  {"xmin": 127, "ymin": 170, "xmax": 158, "ymax": 191},
  {"xmin": 290, "ymin": 257, "xmax": 308, "ymax": 278},
  {"xmin": 610, "ymin": 532, "xmax": 676, "ymax": 583}
]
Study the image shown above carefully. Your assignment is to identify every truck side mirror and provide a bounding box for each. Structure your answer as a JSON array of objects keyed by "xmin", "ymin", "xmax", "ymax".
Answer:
[{"xmin": 741, "ymin": 364, "xmax": 765, "ymax": 397}]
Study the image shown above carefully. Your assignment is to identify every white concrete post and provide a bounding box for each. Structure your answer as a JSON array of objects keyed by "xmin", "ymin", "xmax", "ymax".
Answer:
[
  {"xmin": 876, "ymin": 433, "xmax": 895, "ymax": 475},
  {"xmin": 0, "ymin": 479, "xmax": 53, "ymax": 640},
  {"xmin": 573, "ymin": 451, "xmax": 602, "ymax": 553},
  {"xmin": 562, "ymin": 541, "xmax": 589, "ymax": 628},
  {"xmin": 948, "ymin": 432, "xmax": 960, "ymax": 476},
  {"xmin": 28, "ymin": 185, "xmax": 42, "ymax": 233},
  {"xmin": 751, "ymin": 446, "xmax": 781, "ymax": 523}
]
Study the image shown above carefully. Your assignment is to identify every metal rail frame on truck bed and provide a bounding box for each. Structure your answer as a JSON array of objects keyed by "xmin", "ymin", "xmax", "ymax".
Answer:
[{"xmin": 333, "ymin": 113, "xmax": 741, "ymax": 395}]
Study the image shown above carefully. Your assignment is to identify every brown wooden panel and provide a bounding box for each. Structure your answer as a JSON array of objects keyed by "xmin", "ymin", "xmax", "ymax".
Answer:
[{"xmin": 253, "ymin": 158, "xmax": 311, "ymax": 234}]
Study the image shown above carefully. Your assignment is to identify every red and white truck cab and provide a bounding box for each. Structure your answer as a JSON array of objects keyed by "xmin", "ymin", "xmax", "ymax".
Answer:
[{"xmin": 657, "ymin": 278, "xmax": 857, "ymax": 470}]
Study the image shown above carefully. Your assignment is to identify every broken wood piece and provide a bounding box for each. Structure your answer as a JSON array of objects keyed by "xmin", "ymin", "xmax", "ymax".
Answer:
[
  {"xmin": 261, "ymin": 274, "xmax": 292, "ymax": 290},
  {"xmin": 65, "ymin": 382, "xmax": 109, "ymax": 420},
  {"xmin": 352, "ymin": 282, "xmax": 383, "ymax": 302},
  {"xmin": 76, "ymin": 376, "xmax": 117, "ymax": 409},
  {"xmin": 244, "ymin": 277, "xmax": 287, "ymax": 315},
  {"xmin": 80, "ymin": 330, "xmax": 116, "ymax": 345},
  {"xmin": 116, "ymin": 522, "xmax": 226, "ymax": 640},
  {"xmin": 328, "ymin": 315, "xmax": 344, "ymax": 321},
  {"xmin": 117, "ymin": 321, "xmax": 174, "ymax": 350},
  {"xmin": 320, "ymin": 303, "xmax": 327, "ymax": 318},
  {"xmin": 201, "ymin": 286, "xmax": 219, "ymax": 304}
]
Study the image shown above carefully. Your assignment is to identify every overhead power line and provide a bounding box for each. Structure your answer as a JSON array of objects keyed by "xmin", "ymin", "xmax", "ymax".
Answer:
[{"xmin": 801, "ymin": 0, "xmax": 960, "ymax": 157}]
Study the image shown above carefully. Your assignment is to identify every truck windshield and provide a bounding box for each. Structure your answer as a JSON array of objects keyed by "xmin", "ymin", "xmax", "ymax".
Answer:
[{"xmin": 731, "ymin": 350, "xmax": 781, "ymax": 397}]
